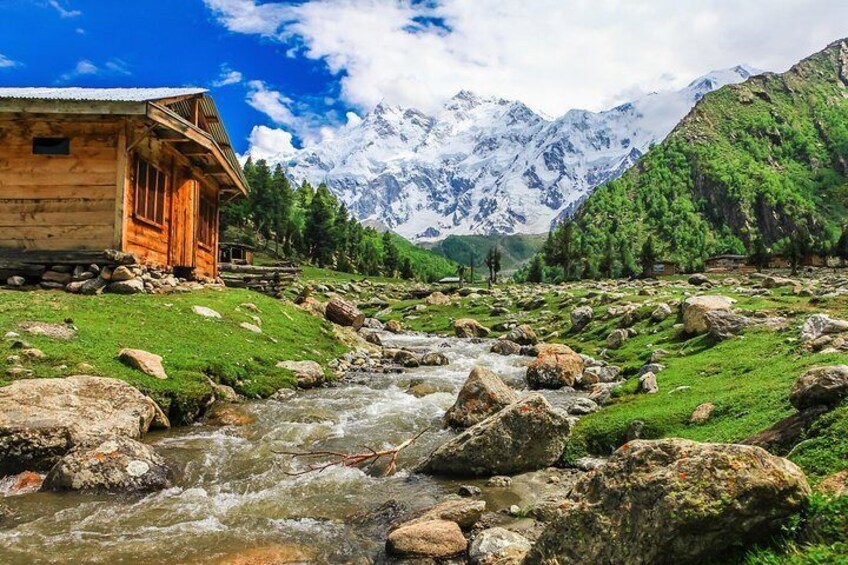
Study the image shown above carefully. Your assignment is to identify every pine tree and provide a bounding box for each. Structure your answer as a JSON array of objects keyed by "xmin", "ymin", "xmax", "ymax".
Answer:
[
  {"xmin": 836, "ymin": 226, "xmax": 848, "ymax": 267},
  {"xmin": 527, "ymin": 254, "xmax": 544, "ymax": 283},
  {"xmin": 382, "ymin": 231, "xmax": 401, "ymax": 277},
  {"xmin": 640, "ymin": 236, "xmax": 658, "ymax": 276},
  {"xmin": 619, "ymin": 239, "xmax": 637, "ymax": 278},
  {"xmin": 305, "ymin": 184, "xmax": 336, "ymax": 266},
  {"xmin": 749, "ymin": 235, "xmax": 771, "ymax": 271},
  {"xmin": 485, "ymin": 247, "xmax": 502, "ymax": 284},
  {"xmin": 599, "ymin": 234, "xmax": 617, "ymax": 279},
  {"xmin": 400, "ymin": 257, "xmax": 415, "ymax": 280}
]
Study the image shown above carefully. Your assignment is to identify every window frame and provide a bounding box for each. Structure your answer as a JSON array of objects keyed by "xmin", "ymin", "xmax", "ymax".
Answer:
[
  {"xmin": 131, "ymin": 155, "xmax": 168, "ymax": 229},
  {"xmin": 197, "ymin": 191, "xmax": 217, "ymax": 251}
]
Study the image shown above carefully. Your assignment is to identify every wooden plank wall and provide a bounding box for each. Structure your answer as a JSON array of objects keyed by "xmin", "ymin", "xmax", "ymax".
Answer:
[
  {"xmin": 0, "ymin": 118, "xmax": 118, "ymax": 250},
  {"xmin": 194, "ymin": 183, "xmax": 218, "ymax": 279}
]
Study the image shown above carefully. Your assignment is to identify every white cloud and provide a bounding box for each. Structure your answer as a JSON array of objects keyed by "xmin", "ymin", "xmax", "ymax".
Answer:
[
  {"xmin": 245, "ymin": 80, "xmax": 333, "ymax": 145},
  {"xmin": 48, "ymin": 0, "xmax": 81, "ymax": 18},
  {"xmin": 0, "ymin": 54, "xmax": 21, "ymax": 69},
  {"xmin": 212, "ymin": 64, "xmax": 244, "ymax": 87},
  {"xmin": 241, "ymin": 125, "xmax": 298, "ymax": 164},
  {"xmin": 58, "ymin": 58, "xmax": 131, "ymax": 82},
  {"xmin": 207, "ymin": 0, "xmax": 848, "ymax": 117}
]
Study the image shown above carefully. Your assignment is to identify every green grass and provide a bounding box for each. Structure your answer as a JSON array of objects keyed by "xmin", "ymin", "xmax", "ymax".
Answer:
[{"xmin": 0, "ymin": 288, "xmax": 346, "ymax": 423}]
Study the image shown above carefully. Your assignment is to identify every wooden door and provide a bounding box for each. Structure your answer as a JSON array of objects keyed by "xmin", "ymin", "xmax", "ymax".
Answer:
[{"xmin": 169, "ymin": 175, "xmax": 198, "ymax": 268}]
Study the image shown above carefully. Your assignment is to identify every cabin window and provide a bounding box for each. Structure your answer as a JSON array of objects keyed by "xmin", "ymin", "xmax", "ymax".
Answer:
[
  {"xmin": 33, "ymin": 137, "xmax": 70, "ymax": 155},
  {"xmin": 132, "ymin": 156, "xmax": 167, "ymax": 227},
  {"xmin": 197, "ymin": 194, "xmax": 217, "ymax": 248}
]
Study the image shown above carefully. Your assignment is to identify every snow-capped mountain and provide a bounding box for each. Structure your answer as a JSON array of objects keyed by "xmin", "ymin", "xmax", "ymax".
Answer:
[{"xmin": 277, "ymin": 66, "xmax": 758, "ymax": 241}]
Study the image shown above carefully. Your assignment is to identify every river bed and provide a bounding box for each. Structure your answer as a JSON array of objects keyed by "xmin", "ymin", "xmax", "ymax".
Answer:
[{"xmin": 0, "ymin": 332, "xmax": 581, "ymax": 564}]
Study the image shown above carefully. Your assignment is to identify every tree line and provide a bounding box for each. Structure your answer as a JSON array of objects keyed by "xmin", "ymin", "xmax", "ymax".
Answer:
[{"xmin": 222, "ymin": 158, "xmax": 428, "ymax": 280}]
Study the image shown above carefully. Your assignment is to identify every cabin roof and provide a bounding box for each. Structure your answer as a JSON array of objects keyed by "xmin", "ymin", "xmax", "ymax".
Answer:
[
  {"xmin": 0, "ymin": 87, "xmax": 247, "ymax": 197},
  {"xmin": 0, "ymin": 87, "xmax": 208, "ymax": 102},
  {"xmin": 706, "ymin": 254, "xmax": 748, "ymax": 261}
]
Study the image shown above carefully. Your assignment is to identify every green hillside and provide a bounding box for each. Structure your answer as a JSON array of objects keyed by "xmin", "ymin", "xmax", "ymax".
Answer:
[
  {"xmin": 425, "ymin": 233, "xmax": 547, "ymax": 273},
  {"xmin": 554, "ymin": 38, "xmax": 848, "ymax": 273},
  {"xmin": 386, "ymin": 232, "xmax": 458, "ymax": 281}
]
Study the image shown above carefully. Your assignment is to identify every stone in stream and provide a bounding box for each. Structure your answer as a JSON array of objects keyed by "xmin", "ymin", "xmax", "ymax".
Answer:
[
  {"xmin": 0, "ymin": 471, "xmax": 44, "ymax": 496},
  {"xmin": 526, "ymin": 344, "xmax": 584, "ymax": 390},
  {"xmin": 527, "ymin": 439, "xmax": 811, "ymax": 565},
  {"xmin": 0, "ymin": 375, "xmax": 168, "ymax": 474},
  {"xmin": 454, "ymin": 318, "xmax": 491, "ymax": 338},
  {"xmin": 444, "ymin": 366, "xmax": 519, "ymax": 429},
  {"xmin": 421, "ymin": 393, "xmax": 572, "ymax": 477},
  {"xmin": 118, "ymin": 348, "xmax": 168, "ymax": 380},
  {"xmin": 789, "ymin": 365, "xmax": 848, "ymax": 410},
  {"xmin": 386, "ymin": 519, "xmax": 467, "ymax": 559},
  {"xmin": 420, "ymin": 352, "xmax": 450, "ymax": 366},
  {"xmin": 491, "ymin": 339, "xmax": 522, "ymax": 356},
  {"xmin": 43, "ymin": 434, "xmax": 170, "ymax": 493},
  {"xmin": 214, "ymin": 544, "xmax": 314, "ymax": 565},
  {"xmin": 384, "ymin": 319, "xmax": 404, "ymax": 333},
  {"xmin": 469, "ymin": 527, "xmax": 532, "ymax": 565},
  {"xmin": 401, "ymin": 498, "xmax": 486, "ymax": 530},
  {"xmin": 502, "ymin": 324, "xmax": 538, "ymax": 346}
]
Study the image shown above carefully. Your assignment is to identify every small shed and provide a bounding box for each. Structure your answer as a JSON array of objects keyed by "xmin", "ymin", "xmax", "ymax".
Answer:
[
  {"xmin": 705, "ymin": 254, "xmax": 754, "ymax": 273},
  {"xmin": 644, "ymin": 260, "xmax": 678, "ymax": 278},
  {"xmin": 0, "ymin": 87, "xmax": 248, "ymax": 279},
  {"xmin": 219, "ymin": 241, "xmax": 255, "ymax": 266}
]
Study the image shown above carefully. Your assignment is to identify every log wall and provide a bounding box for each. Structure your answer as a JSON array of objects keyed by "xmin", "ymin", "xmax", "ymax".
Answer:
[{"xmin": 0, "ymin": 118, "xmax": 119, "ymax": 250}]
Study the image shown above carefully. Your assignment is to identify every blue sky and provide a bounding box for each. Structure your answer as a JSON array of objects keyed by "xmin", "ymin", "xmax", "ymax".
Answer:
[{"xmin": 1, "ymin": 0, "xmax": 847, "ymax": 159}]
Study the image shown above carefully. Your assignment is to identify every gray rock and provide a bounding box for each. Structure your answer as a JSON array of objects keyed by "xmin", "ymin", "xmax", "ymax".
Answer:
[
  {"xmin": 420, "ymin": 352, "xmax": 449, "ymax": 366},
  {"xmin": 570, "ymin": 306, "xmax": 594, "ymax": 331},
  {"xmin": 421, "ymin": 393, "xmax": 572, "ymax": 477},
  {"xmin": 6, "ymin": 276, "xmax": 26, "ymax": 287},
  {"xmin": 276, "ymin": 360, "xmax": 325, "ymax": 389},
  {"xmin": 651, "ymin": 303, "xmax": 673, "ymax": 323},
  {"xmin": 106, "ymin": 278, "xmax": 145, "ymax": 295},
  {"xmin": 455, "ymin": 318, "xmax": 491, "ymax": 338},
  {"xmin": 681, "ymin": 295, "xmax": 734, "ymax": 335},
  {"xmin": 800, "ymin": 314, "xmax": 848, "ymax": 342},
  {"xmin": 638, "ymin": 372, "xmax": 659, "ymax": 394},
  {"xmin": 0, "ymin": 376, "xmax": 167, "ymax": 474},
  {"xmin": 503, "ymin": 324, "xmax": 538, "ymax": 346},
  {"xmin": 789, "ymin": 365, "xmax": 848, "ymax": 410},
  {"xmin": 528, "ymin": 439, "xmax": 811, "ymax": 564},
  {"xmin": 469, "ymin": 527, "xmax": 532, "ymax": 565},
  {"xmin": 444, "ymin": 367, "xmax": 518, "ymax": 429},
  {"xmin": 491, "ymin": 339, "xmax": 522, "ymax": 356},
  {"xmin": 43, "ymin": 434, "xmax": 170, "ymax": 493},
  {"xmin": 688, "ymin": 273, "xmax": 711, "ymax": 286},
  {"xmin": 705, "ymin": 309, "xmax": 751, "ymax": 340},
  {"xmin": 606, "ymin": 328, "xmax": 628, "ymax": 349}
]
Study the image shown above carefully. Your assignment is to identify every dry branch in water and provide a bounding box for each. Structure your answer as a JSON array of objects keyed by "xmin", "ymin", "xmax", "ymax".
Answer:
[{"xmin": 275, "ymin": 428, "xmax": 430, "ymax": 477}]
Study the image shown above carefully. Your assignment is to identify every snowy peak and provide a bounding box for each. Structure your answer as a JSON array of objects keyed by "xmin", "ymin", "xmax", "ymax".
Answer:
[{"xmin": 282, "ymin": 66, "xmax": 756, "ymax": 242}]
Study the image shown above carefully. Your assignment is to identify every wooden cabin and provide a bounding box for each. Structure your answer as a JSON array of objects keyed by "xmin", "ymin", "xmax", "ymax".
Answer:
[
  {"xmin": 219, "ymin": 241, "xmax": 254, "ymax": 266},
  {"xmin": 0, "ymin": 87, "xmax": 248, "ymax": 279},
  {"xmin": 704, "ymin": 254, "xmax": 755, "ymax": 274},
  {"xmin": 644, "ymin": 260, "xmax": 678, "ymax": 278}
]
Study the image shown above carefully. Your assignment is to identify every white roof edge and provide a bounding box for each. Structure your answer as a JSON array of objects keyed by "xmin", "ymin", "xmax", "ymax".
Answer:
[{"xmin": 0, "ymin": 87, "xmax": 208, "ymax": 103}]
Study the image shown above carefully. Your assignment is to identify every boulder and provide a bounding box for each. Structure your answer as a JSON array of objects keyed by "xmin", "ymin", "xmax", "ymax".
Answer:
[
  {"xmin": 109, "ymin": 266, "xmax": 136, "ymax": 282},
  {"xmin": 651, "ymin": 303, "xmax": 673, "ymax": 323},
  {"xmin": 526, "ymin": 344, "xmax": 584, "ymax": 390},
  {"xmin": 800, "ymin": 314, "xmax": 848, "ymax": 342},
  {"xmin": 688, "ymin": 273, "xmax": 711, "ymax": 286},
  {"xmin": 705, "ymin": 310, "xmax": 751, "ymax": 340},
  {"xmin": 19, "ymin": 321, "xmax": 77, "ymax": 341},
  {"xmin": 421, "ymin": 393, "xmax": 572, "ymax": 477},
  {"xmin": 42, "ymin": 270, "xmax": 72, "ymax": 285},
  {"xmin": 491, "ymin": 340, "xmax": 522, "ymax": 356},
  {"xmin": 789, "ymin": 365, "xmax": 848, "ymax": 410},
  {"xmin": 6, "ymin": 276, "xmax": 26, "ymax": 287},
  {"xmin": 394, "ymin": 350, "xmax": 421, "ymax": 368},
  {"xmin": 43, "ymin": 434, "xmax": 170, "ymax": 493},
  {"xmin": 742, "ymin": 406, "xmax": 829, "ymax": 455},
  {"xmin": 0, "ymin": 471, "xmax": 44, "ymax": 496},
  {"xmin": 325, "ymin": 297, "xmax": 365, "ymax": 330},
  {"xmin": 570, "ymin": 306, "xmax": 593, "ymax": 331},
  {"xmin": 638, "ymin": 371, "xmax": 658, "ymax": 394},
  {"xmin": 681, "ymin": 295, "xmax": 734, "ymax": 335},
  {"xmin": 386, "ymin": 519, "xmax": 467, "ymax": 559},
  {"xmin": 469, "ymin": 527, "xmax": 532, "ymax": 565},
  {"xmin": 118, "ymin": 348, "xmax": 168, "ymax": 380},
  {"xmin": 276, "ymin": 360, "xmax": 325, "ymax": 389},
  {"xmin": 444, "ymin": 367, "xmax": 519, "ymax": 429},
  {"xmin": 405, "ymin": 498, "xmax": 486, "ymax": 530},
  {"xmin": 606, "ymin": 328, "xmax": 628, "ymax": 349},
  {"xmin": 690, "ymin": 402, "xmax": 715, "ymax": 424},
  {"xmin": 528, "ymin": 439, "xmax": 811, "ymax": 564},
  {"xmin": 762, "ymin": 275, "xmax": 797, "ymax": 289},
  {"xmin": 240, "ymin": 322, "xmax": 262, "ymax": 334},
  {"xmin": 106, "ymin": 278, "xmax": 145, "ymax": 295},
  {"xmin": 455, "ymin": 318, "xmax": 491, "ymax": 338},
  {"xmin": 205, "ymin": 404, "xmax": 255, "ymax": 427},
  {"xmin": 425, "ymin": 291, "xmax": 451, "ymax": 306},
  {"xmin": 580, "ymin": 365, "xmax": 621, "ymax": 386},
  {"xmin": 503, "ymin": 324, "xmax": 538, "ymax": 346},
  {"xmin": 0, "ymin": 375, "xmax": 167, "ymax": 474}
]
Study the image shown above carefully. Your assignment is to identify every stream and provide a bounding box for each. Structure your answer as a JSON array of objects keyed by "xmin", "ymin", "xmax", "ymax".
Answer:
[{"xmin": 0, "ymin": 332, "xmax": 585, "ymax": 564}]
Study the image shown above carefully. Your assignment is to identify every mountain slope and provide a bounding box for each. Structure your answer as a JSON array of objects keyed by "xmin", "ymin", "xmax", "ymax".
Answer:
[
  {"xmin": 564, "ymin": 38, "xmax": 848, "ymax": 272},
  {"xmin": 424, "ymin": 233, "xmax": 547, "ymax": 273},
  {"xmin": 279, "ymin": 67, "xmax": 757, "ymax": 242}
]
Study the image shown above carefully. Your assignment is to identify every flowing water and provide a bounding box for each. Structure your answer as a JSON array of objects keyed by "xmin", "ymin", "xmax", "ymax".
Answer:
[{"xmin": 0, "ymin": 333, "xmax": 581, "ymax": 564}]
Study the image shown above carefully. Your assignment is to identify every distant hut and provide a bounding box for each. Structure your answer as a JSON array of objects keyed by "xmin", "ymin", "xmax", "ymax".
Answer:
[
  {"xmin": 644, "ymin": 260, "xmax": 678, "ymax": 277},
  {"xmin": 704, "ymin": 254, "xmax": 754, "ymax": 274},
  {"xmin": 0, "ymin": 87, "xmax": 248, "ymax": 280},
  {"xmin": 219, "ymin": 241, "xmax": 254, "ymax": 266}
]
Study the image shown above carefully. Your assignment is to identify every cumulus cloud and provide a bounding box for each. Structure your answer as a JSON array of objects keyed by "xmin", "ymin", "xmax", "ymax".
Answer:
[
  {"xmin": 48, "ymin": 0, "xmax": 81, "ymax": 18},
  {"xmin": 0, "ymin": 54, "xmax": 22, "ymax": 69},
  {"xmin": 245, "ymin": 80, "xmax": 339, "ymax": 145},
  {"xmin": 207, "ymin": 0, "xmax": 848, "ymax": 117},
  {"xmin": 241, "ymin": 125, "xmax": 298, "ymax": 164},
  {"xmin": 213, "ymin": 64, "xmax": 244, "ymax": 87}
]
